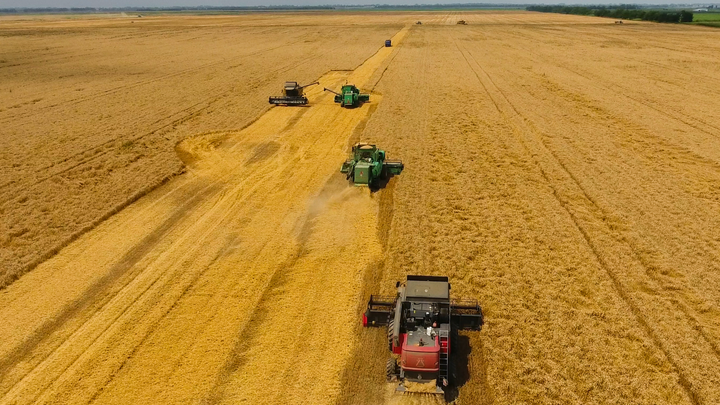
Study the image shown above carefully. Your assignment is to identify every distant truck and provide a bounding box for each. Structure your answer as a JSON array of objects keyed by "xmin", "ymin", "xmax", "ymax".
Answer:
[{"xmin": 385, "ymin": 39, "xmax": 392, "ymax": 47}]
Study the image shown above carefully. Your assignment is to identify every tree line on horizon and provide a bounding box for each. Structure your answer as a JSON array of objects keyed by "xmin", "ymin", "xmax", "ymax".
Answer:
[{"xmin": 527, "ymin": 5, "xmax": 693, "ymax": 23}]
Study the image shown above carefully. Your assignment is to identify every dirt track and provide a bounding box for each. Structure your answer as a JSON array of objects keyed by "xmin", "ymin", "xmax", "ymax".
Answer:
[{"xmin": 2, "ymin": 11, "xmax": 720, "ymax": 405}]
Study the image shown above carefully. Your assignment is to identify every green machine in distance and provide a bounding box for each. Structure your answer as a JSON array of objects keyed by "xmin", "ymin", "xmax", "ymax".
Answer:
[
  {"xmin": 323, "ymin": 84, "xmax": 370, "ymax": 108},
  {"xmin": 341, "ymin": 143, "xmax": 404, "ymax": 186}
]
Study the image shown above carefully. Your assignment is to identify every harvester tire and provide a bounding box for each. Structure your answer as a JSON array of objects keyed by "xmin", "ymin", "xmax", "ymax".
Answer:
[
  {"xmin": 387, "ymin": 317, "xmax": 395, "ymax": 351},
  {"xmin": 386, "ymin": 358, "xmax": 399, "ymax": 382}
]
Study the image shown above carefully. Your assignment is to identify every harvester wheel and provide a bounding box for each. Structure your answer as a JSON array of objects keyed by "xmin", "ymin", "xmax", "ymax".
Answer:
[
  {"xmin": 387, "ymin": 317, "xmax": 395, "ymax": 351},
  {"xmin": 386, "ymin": 358, "xmax": 399, "ymax": 382}
]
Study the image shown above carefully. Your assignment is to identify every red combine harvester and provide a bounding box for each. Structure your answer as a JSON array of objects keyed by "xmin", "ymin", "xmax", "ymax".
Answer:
[{"xmin": 363, "ymin": 275, "xmax": 483, "ymax": 395}]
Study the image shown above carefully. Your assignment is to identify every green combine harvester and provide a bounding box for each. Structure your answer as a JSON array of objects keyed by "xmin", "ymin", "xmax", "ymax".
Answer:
[
  {"xmin": 324, "ymin": 85, "xmax": 370, "ymax": 108},
  {"xmin": 341, "ymin": 143, "xmax": 404, "ymax": 186}
]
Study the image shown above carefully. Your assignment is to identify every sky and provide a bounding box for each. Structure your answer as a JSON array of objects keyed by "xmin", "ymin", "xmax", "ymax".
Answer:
[{"xmin": 0, "ymin": 0, "xmax": 707, "ymax": 8}]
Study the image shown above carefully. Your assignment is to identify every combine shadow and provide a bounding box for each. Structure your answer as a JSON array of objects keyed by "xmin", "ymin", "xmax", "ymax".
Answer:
[
  {"xmin": 342, "ymin": 102, "xmax": 370, "ymax": 110},
  {"xmin": 369, "ymin": 173, "xmax": 397, "ymax": 193},
  {"xmin": 445, "ymin": 332, "xmax": 472, "ymax": 402}
]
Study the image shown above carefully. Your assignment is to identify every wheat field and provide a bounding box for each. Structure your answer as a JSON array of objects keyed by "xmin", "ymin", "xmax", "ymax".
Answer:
[{"xmin": 1, "ymin": 10, "xmax": 720, "ymax": 405}]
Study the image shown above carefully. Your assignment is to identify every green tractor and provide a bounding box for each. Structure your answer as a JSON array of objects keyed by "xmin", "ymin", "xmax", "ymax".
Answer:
[
  {"xmin": 324, "ymin": 85, "xmax": 370, "ymax": 108},
  {"xmin": 341, "ymin": 143, "xmax": 404, "ymax": 186}
]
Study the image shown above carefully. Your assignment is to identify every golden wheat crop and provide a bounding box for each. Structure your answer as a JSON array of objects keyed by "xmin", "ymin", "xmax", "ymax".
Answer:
[
  {"xmin": 1, "ymin": 10, "xmax": 720, "ymax": 405},
  {"xmin": 0, "ymin": 13, "xmax": 401, "ymax": 289}
]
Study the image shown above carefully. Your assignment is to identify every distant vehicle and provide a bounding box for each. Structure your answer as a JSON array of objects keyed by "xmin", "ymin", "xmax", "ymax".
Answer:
[{"xmin": 385, "ymin": 39, "xmax": 392, "ymax": 47}]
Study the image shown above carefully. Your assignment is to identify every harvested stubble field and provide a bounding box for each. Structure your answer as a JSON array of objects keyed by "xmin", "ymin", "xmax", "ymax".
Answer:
[{"xmin": 1, "ymin": 9, "xmax": 720, "ymax": 405}]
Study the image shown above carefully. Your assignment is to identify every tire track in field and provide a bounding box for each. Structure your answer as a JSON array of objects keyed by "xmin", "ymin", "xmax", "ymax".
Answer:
[
  {"xmin": 466, "ymin": 28, "xmax": 720, "ymax": 401},
  {"xmin": 24, "ymin": 191, "xmax": 245, "ymax": 404},
  {"xmin": 484, "ymin": 26, "xmax": 720, "ymax": 215},
  {"xmin": 520, "ymin": 71, "xmax": 720, "ymax": 363},
  {"xmin": 0, "ymin": 31, "xmax": 308, "ymax": 124},
  {"xmin": 476, "ymin": 19, "xmax": 720, "ymax": 313},
  {"xmin": 538, "ymin": 58, "xmax": 720, "ymax": 141},
  {"xmin": 25, "ymin": 146, "xmax": 305, "ymax": 403},
  {"xmin": 0, "ymin": 181, "xmax": 219, "ymax": 392},
  {"xmin": 417, "ymin": 36, "xmax": 492, "ymax": 405},
  {"xmin": 641, "ymin": 59, "xmax": 720, "ymax": 89},
  {"xmin": 0, "ymin": 107, "xmax": 311, "ymax": 402},
  {"xmin": 0, "ymin": 33, "xmax": 360, "ymax": 202},
  {"xmin": 500, "ymin": 26, "xmax": 720, "ymax": 139},
  {"xmin": 212, "ymin": 158, "xmax": 353, "ymax": 405},
  {"xmin": 0, "ymin": 25, "xmax": 411, "ymax": 404},
  {"xmin": 335, "ymin": 25, "xmax": 493, "ymax": 405},
  {"xmin": 0, "ymin": 104, "xmax": 311, "ymax": 397},
  {"xmin": 333, "ymin": 26, "xmax": 432, "ymax": 405},
  {"xmin": 0, "ymin": 35, "xmax": 311, "ymax": 193},
  {"xmin": 489, "ymin": 30, "xmax": 720, "ymax": 180},
  {"xmin": 452, "ymin": 34, "xmax": 709, "ymax": 404},
  {"xmin": 0, "ymin": 30, "xmax": 311, "ymax": 190},
  {"xmin": 201, "ymin": 241, "xmax": 304, "ymax": 405},
  {"xmin": 0, "ymin": 48, "xmax": 104, "ymax": 74},
  {"xmin": 199, "ymin": 26, "xmax": 413, "ymax": 405},
  {"xmin": 0, "ymin": 39, "xmax": 360, "ymax": 288},
  {"xmin": 76, "ymin": 144, "xmax": 317, "ymax": 403},
  {"xmin": 592, "ymin": 78, "xmax": 720, "ymax": 140},
  {"xmin": 199, "ymin": 137, "xmax": 346, "ymax": 403},
  {"xmin": 417, "ymin": 29, "xmax": 433, "ymax": 278},
  {"xmin": 502, "ymin": 34, "xmax": 720, "ymax": 399},
  {"xmin": 81, "ymin": 235, "xmax": 244, "ymax": 405},
  {"xmin": 489, "ymin": 38, "xmax": 720, "ymax": 346},
  {"xmin": 573, "ymin": 24, "xmax": 720, "ymax": 60}
]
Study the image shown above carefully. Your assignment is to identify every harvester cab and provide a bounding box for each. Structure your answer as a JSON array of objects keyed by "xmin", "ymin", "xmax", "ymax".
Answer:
[
  {"xmin": 268, "ymin": 81, "xmax": 319, "ymax": 105},
  {"xmin": 323, "ymin": 84, "xmax": 369, "ymax": 108},
  {"xmin": 362, "ymin": 275, "xmax": 483, "ymax": 397},
  {"xmin": 340, "ymin": 143, "xmax": 403, "ymax": 186}
]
